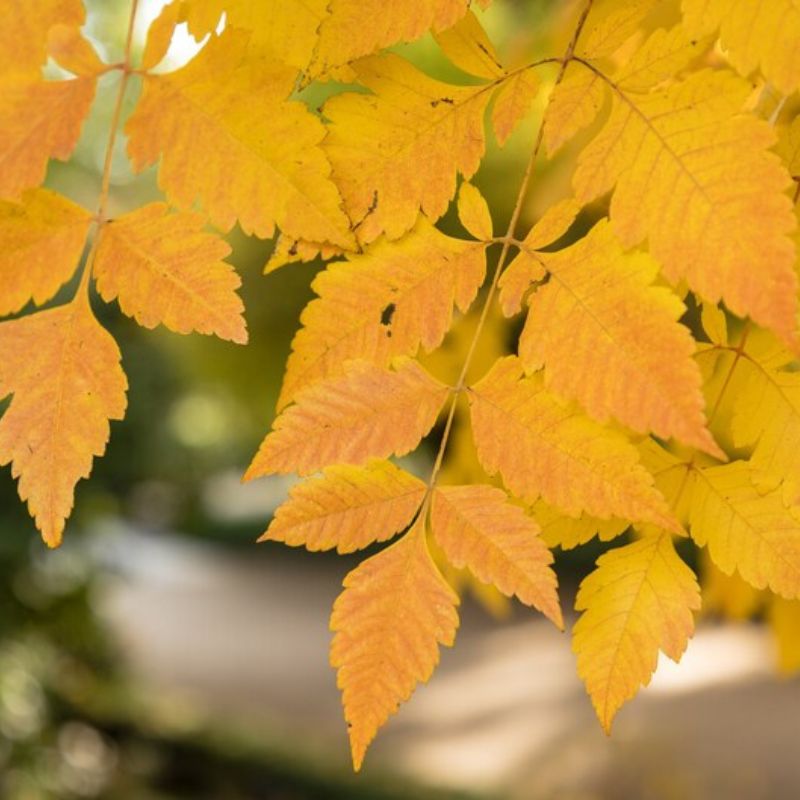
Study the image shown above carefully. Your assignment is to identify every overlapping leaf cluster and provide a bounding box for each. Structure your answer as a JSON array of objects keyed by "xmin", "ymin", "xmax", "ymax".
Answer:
[{"xmin": 3, "ymin": 0, "xmax": 800, "ymax": 771}]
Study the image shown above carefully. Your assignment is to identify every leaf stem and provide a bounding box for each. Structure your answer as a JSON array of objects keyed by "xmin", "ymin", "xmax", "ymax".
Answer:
[
  {"xmin": 423, "ymin": 0, "xmax": 595, "ymax": 501},
  {"xmin": 76, "ymin": 0, "xmax": 141, "ymax": 298}
]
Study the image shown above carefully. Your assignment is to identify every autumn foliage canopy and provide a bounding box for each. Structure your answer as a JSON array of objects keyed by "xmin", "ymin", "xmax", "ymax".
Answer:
[{"xmin": 2, "ymin": 0, "xmax": 800, "ymax": 772}]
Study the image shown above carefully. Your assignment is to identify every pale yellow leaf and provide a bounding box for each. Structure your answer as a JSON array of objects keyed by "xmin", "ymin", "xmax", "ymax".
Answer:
[
  {"xmin": 574, "ymin": 533, "xmax": 700, "ymax": 731},
  {"xmin": 0, "ymin": 188, "xmax": 91, "ymax": 316},
  {"xmin": 725, "ymin": 337, "xmax": 800, "ymax": 498},
  {"xmin": 0, "ymin": 297, "xmax": 127, "ymax": 546},
  {"xmin": 468, "ymin": 356, "xmax": 677, "ymax": 528},
  {"xmin": 247, "ymin": 359, "xmax": 449, "ymax": 479},
  {"xmin": 573, "ymin": 67, "xmax": 798, "ymax": 345},
  {"xmin": 125, "ymin": 30, "xmax": 354, "ymax": 246},
  {"xmin": 520, "ymin": 220, "xmax": 720, "ymax": 454},
  {"xmin": 531, "ymin": 500, "xmax": 628, "ymax": 551},
  {"xmin": 330, "ymin": 520, "xmax": 459, "ymax": 770},
  {"xmin": 261, "ymin": 460, "xmax": 425, "ymax": 554},
  {"xmin": 431, "ymin": 484, "xmax": 562, "ymax": 625},
  {"xmin": 682, "ymin": 0, "xmax": 800, "ymax": 95},
  {"xmin": 278, "ymin": 218, "xmax": 485, "ymax": 409},
  {"xmin": 457, "ymin": 182, "xmax": 493, "ymax": 240},
  {"xmin": 689, "ymin": 462, "xmax": 800, "ymax": 599},
  {"xmin": 94, "ymin": 203, "xmax": 246, "ymax": 344}
]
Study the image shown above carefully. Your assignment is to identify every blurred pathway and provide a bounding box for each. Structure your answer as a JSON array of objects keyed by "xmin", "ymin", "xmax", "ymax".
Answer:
[{"xmin": 92, "ymin": 524, "xmax": 800, "ymax": 799}]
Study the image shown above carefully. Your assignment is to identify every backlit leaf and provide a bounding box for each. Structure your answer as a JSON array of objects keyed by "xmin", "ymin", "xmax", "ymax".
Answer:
[
  {"xmin": 125, "ymin": 30, "xmax": 354, "ymax": 245},
  {"xmin": 247, "ymin": 359, "xmax": 449, "ymax": 479},
  {"xmin": 261, "ymin": 460, "xmax": 425, "ymax": 553},
  {"xmin": 330, "ymin": 520, "xmax": 459, "ymax": 770},
  {"xmin": 0, "ymin": 297, "xmax": 127, "ymax": 547},
  {"xmin": 0, "ymin": 188, "xmax": 91, "ymax": 316},
  {"xmin": 431, "ymin": 484, "xmax": 562, "ymax": 625},
  {"xmin": 574, "ymin": 533, "xmax": 700, "ymax": 731},
  {"xmin": 94, "ymin": 203, "xmax": 247, "ymax": 343},
  {"xmin": 468, "ymin": 356, "xmax": 677, "ymax": 528}
]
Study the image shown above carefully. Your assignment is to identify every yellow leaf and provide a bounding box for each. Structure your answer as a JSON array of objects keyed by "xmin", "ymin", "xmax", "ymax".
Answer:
[
  {"xmin": 125, "ymin": 30, "xmax": 353, "ymax": 246},
  {"xmin": 573, "ymin": 67, "xmax": 798, "ymax": 345},
  {"xmin": 778, "ymin": 116, "xmax": 800, "ymax": 177},
  {"xmin": 768, "ymin": 596, "xmax": 800, "ymax": 674},
  {"xmin": 457, "ymin": 182, "xmax": 493, "ymax": 240},
  {"xmin": 531, "ymin": 501, "xmax": 628, "ymax": 551},
  {"xmin": 309, "ymin": 0, "xmax": 484, "ymax": 79},
  {"xmin": 699, "ymin": 302, "xmax": 727, "ymax": 347},
  {"xmin": 578, "ymin": 0, "xmax": 662, "ymax": 59},
  {"xmin": 247, "ymin": 359, "xmax": 449, "ymax": 479},
  {"xmin": 260, "ymin": 460, "xmax": 426, "ymax": 554},
  {"xmin": 0, "ymin": 0, "xmax": 84, "ymax": 75},
  {"xmin": 468, "ymin": 356, "xmax": 677, "ymax": 528},
  {"xmin": 0, "ymin": 188, "xmax": 91, "ymax": 317},
  {"xmin": 0, "ymin": 296, "xmax": 127, "ymax": 546},
  {"xmin": 264, "ymin": 236, "xmax": 344, "ymax": 274},
  {"xmin": 94, "ymin": 203, "xmax": 247, "ymax": 344},
  {"xmin": 0, "ymin": 75, "xmax": 95, "ymax": 199},
  {"xmin": 141, "ymin": 1, "xmax": 181, "ymax": 72},
  {"xmin": 682, "ymin": 0, "xmax": 800, "ymax": 95},
  {"xmin": 491, "ymin": 68, "xmax": 541, "ymax": 146},
  {"xmin": 498, "ymin": 199, "xmax": 580, "ymax": 317},
  {"xmin": 574, "ymin": 533, "xmax": 700, "ymax": 732},
  {"xmin": 330, "ymin": 520, "xmax": 459, "ymax": 771},
  {"xmin": 47, "ymin": 24, "xmax": 105, "ymax": 77},
  {"xmin": 519, "ymin": 220, "xmax": 720, "ymax": 455},
  {"xmin": 183, "ymin": 0, "xmax": 329, "ymax": 72},
  {"xmin": 431, "ymin": 484, "xmax": 562, "ymax": 625},
  {"xmin": 542, "ymin": 63, "xmax": 605, "ymax": 156},
  {"xmin": 323, "ymin": 53, "xmax": 495, "ymax": 242},
  {"xmin": 700, "ymin": 549, "xmax": 762, "ymax": 621},
  {"xmin": 278, "ymin": 218, "xmax": 486, "ymax": 409},
  {"xmin": 434, "ymin": 10, "xmax": 504, "ymax": 80},
  {"xmin": 690, "ymin": 462, "xmax": 800, "ymax": 599},
  {"xmin": 613, "ymin": 26, "xmax": 708, "ymax": 92},
  {"xmin": 723, "ymin": 335, "xmax": 800, "ymax": 498}
]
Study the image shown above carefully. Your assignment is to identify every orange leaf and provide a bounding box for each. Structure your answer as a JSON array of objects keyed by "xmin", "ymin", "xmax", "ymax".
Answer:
[
  {"xmin": 247, "ymin": 359, "xmax": 449, "ymax": 479},
  {"xmin": 278, "ymin": 218, "xmax": 485, "ymax": 409},
  {"xmin": 261, "ymin": 460, "xmax": 426, "ymax": 553},
  {"xmin": 125, "ymin": 30, "xmax": 353, "ymax": 245},
  {"xmin": 330, "ymin": 520, "xmax": 459, "ymax": 770},
  {"xmin": 94, "ymin": 203, "xmax": 247, "ymax": 343},
  {"xmin": 0, "ymin": 75, "xmax": 95, "ymax": 199},
  {"xmin": 520, "ymin": 220, "xmax": 720, "ymax": 454},
  {"xmin": 468, "ymin": 356, "xmax": 677, "ymax": 528},
  {"xmin": 0, "ymin": 297, "xmax": 127, "ymax": 546},
  {"xmin": 431, "ymin": 484, "xmax": 562, "ymax": 625},
  {"xmin": 0, "ymin": 188, "xmax": 91, "ymax": 316}
]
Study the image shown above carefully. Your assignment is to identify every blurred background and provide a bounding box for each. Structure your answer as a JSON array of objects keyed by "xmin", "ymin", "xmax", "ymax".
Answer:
[{"xmin": 2, "ymin": 1, "xmax": 799, "ymax": 797}]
